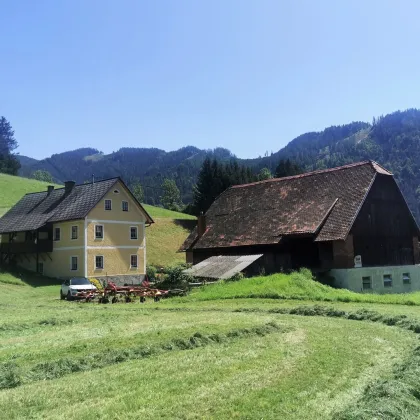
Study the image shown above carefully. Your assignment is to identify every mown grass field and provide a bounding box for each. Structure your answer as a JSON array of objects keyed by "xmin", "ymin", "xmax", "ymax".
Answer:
[
  {"xmin": 2, "ymin": 271, "xmax": 420, "ymax": 419},
  {"xmin": 0, "ymin": 174, "xmax": 195, "ymax": 266}
]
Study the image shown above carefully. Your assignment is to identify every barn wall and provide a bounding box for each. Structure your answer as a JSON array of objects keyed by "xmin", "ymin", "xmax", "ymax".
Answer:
[{"xmin": 351, "ymin": 174, "xmax": 418, "ymax": 266}]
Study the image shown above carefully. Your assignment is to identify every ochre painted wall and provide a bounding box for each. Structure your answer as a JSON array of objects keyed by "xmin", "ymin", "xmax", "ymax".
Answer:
[
  {"xmin": 53, "ymin": 220, "xmax": 84, "ymax": 249},
  {"xmin": 87, "ymin": 248, "xmax": 145, "ymax": 277},
  {"xmin": 15, "ymin": 249, "xmax": 85, "ymax": 279},
  {"xmin": 86, "ymin": 222, "xmax": 144, "ymax": 247},
  {"xmin": 87, "ymin": 181, "xmax": 148, "ymax": 222}
]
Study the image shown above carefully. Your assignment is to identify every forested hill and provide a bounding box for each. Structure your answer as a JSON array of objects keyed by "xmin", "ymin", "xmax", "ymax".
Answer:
[{"xmin": 18, "ymin": 109, "xmax": 420, "ymax": 221}]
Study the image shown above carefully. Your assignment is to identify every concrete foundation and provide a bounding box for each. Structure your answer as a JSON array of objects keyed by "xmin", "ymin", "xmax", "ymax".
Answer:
[{"xmin": 330, "ymin": 265, "xmax": 420, "ymax": 293}]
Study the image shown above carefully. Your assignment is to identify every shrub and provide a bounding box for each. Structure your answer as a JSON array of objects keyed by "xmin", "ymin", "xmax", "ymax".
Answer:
[
  {"xmin": 226, "ymin": 272, "xmax": 245, "ymax": 282},
  {"xmin": 146, "ymin": 265, "xmax": 158, "ymax": 281}
]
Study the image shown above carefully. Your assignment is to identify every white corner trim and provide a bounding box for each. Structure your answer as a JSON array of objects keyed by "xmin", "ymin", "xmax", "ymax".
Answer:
[
  {"xmin": 87, "ymin": 219, "xmax": 146, "ymax": 226},
  {"xmin": 84, "ymin": 217, "xmax": 88, "ymax": 277}
]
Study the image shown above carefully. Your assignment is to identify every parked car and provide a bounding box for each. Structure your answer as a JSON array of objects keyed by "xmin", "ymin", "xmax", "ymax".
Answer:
[{"xmin": 60, "ymin": 277, "xmax": 96, "ymax": 300}]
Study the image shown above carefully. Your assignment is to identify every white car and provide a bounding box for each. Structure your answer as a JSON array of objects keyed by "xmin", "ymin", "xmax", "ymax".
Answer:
[{"xmin": 60, "ymin": 277, "xmax": 96, "ymax": 300}]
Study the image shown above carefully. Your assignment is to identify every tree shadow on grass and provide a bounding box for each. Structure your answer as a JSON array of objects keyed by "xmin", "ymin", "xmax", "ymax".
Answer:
[{"xmin": 1, "ymin": 267, "xmax": 62, "ymax": 288}]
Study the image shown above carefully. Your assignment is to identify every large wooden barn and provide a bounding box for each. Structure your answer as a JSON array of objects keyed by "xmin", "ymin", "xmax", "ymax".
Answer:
[{"xmin": 181, "ymin": 161, "xmax": 420, "ymax": 293}]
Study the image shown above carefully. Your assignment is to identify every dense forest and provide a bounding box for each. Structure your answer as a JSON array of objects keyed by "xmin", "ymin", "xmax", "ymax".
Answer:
[{"xmin": 15, "ymin": 108, "xmax": 420, "ymax": 222}]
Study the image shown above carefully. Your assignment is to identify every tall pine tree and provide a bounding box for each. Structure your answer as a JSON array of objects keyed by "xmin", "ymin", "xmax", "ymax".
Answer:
[{"xmin": 0, "ymin": 117, "xmax": 20, "ymax": 175}]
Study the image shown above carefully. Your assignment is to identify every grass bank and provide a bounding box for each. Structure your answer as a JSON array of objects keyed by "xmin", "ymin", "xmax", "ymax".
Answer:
[{"xmin": 184, "ymin": 269, "xmax": 420, "ymax": 306}]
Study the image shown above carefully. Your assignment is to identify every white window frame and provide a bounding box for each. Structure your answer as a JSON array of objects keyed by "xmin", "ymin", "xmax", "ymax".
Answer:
[
  {"xmin": 95, "ymin": 255, "xmax": 104, "ymax": 270},
  {"xmin": 54, "ymin": 227, "xmax": 61, "ymax": 241},
  {"xmin": 383, "ymin": 274, "xmax": 393, "ymax": 288},
  {"xmin": 130, "ymin": 254, "xmax": 138, "ymax": 268},
  {"xmin": 104, "ymin": 199, "xmax": 112, "ymax": 211},
  {"xmin": 70, "ymin": 256, "xmax": 78, "ymax": 271},
  {"xmin": 362, "ymin": 276, "xmax": 372, "ymax": 290},
  {"xmin": 122, "ymin": 201, "xmax": 129, "ymax": 212},
  {"xmin": 130, "ymin": 226, "xmax": 138, "ymax": 240},
  {"xmin": 71, "ymin": 225, "xmax": 78, "ymax": 240},
  {"xmin": 95, "ymin": 224, "xmax": 104, "ymax": 240},
  {"xmin": 403, "ymin": 273, "xmax": 411, "ymax": 284}
]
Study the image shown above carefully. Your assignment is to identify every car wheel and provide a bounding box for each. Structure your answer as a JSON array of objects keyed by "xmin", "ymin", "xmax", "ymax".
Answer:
[
  {"xmin": 60, "ymin": 291, "xmax": 65, "ymax": 300},
  {"xmin": 67, "ymin": 291, "xmax": 73, "ymax": 301}
]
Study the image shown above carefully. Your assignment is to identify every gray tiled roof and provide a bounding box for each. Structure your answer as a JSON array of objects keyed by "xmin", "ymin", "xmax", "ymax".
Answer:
[{"xmin": 0, "ymin": 178, "xmax": 153, "ymax": 234}]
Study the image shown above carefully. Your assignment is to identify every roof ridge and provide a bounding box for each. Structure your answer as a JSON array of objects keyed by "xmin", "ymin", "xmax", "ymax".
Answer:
[
  {"xmin": 231, "ymin": 160, "xmax": 376, "ymax": 189},
  {"xmin": 23, "ymin": 177, "xmax": 121, "ymax": 196}
]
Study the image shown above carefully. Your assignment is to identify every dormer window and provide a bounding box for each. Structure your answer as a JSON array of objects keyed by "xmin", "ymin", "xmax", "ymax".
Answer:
[{"xmin": 104, "ymin": 199, "xmax": 112, "ymax": 211}]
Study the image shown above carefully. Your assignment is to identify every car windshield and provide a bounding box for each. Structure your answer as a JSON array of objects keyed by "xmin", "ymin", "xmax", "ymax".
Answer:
[{"xmin": 70, "ymin": 278, "xmax": 91, "ymax": 286}]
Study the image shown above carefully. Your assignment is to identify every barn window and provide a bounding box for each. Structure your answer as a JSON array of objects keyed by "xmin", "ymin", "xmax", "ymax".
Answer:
[
  {"xmin": 130, "ymin": 254, "xmax": 138, "ymax": 268},
  {"xmin": 95, "ymin": 256, "xmax": 104, "ymax": 270},
  {"xmin": 104, "ymin": 199, "xmax": 112, "ymax": 211},
  {"xmin": 383, "ymin": 274, "xmax": 392, "ymax": 288},
  {"xmin": 403, "ymin": 273, "xmax": 411, "ymax": 284},
  {"xmin": 130, "ymin": 226, "xmax": 138, "ymax": 240},
  {"xmin": 54, "ymin": 227, "xmax": 61, "ymax": 241},
  {"xmin": 362, "ymin": 276, "xmax": 372, "ymax": 290},
  {"xmin": 70, "ymin": 256, "xmax": 78, "ymax": 271},
  {"xmin": 122, "ymin": 201, "xmax": 129, "ymax": 212}
]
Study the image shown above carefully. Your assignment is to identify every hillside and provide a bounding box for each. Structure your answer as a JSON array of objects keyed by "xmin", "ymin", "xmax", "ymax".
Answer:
[
  {"xmin": 0, "ymin": 174, "xmax": 194, "ymax": 266},
  {"xmin": 17, "ymin": 108, "xmax": 420, "ymax": 222}
]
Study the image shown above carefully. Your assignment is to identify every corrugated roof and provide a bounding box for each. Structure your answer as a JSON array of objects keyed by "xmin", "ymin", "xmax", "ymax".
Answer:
[
  {"xmin": 184, "ymin": 254, "xmax": 263, "ymax": 279},
  {"xmin": 182, "ymin": 161, "xmax": 394, "ymax": 250},
  {"xmin": 0, "ymin": 177, "xmax": 154, "ymax": 234}
]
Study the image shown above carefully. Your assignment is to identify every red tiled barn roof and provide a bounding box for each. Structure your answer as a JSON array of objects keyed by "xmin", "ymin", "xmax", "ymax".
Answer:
[{"xmin": 182, "ymin": 161, "xmax": 393, "ymax": 250}]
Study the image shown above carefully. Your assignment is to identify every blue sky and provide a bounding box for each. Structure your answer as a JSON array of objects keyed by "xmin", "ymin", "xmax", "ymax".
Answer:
[{"xmin": 2, "ymin": 0, "xmax": 420, "ymax": 160}]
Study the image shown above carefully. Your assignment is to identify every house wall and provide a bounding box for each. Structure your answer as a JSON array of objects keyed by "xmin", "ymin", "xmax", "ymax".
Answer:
[
  {"xmin": 331, "ymin": 235, "xmax": 354, "ymax": 268},
  {"xmin": 85, "ymin": 180, "xmax": 147, "ymax": 280},
  {"xmin": 330, "ymin": 265, "xmax": 420, "ymax": 293}
]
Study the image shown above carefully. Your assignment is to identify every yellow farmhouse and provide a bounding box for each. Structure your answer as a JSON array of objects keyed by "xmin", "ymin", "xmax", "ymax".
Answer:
[{"xmin": 0, "ymin": 178, "xmax": 154, "ymax": 284}]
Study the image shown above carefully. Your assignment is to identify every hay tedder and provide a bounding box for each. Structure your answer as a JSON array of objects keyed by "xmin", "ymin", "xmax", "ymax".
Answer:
[{"xmin": 73, "ymin": 280, "xmax": 185, "ymax": 303}]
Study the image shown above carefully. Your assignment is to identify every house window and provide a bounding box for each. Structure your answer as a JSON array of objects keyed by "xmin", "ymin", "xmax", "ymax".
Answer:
[
  {"xmin": 130, "ymin": 226, "xmax": 138, "ymax": 240},
  {"xmin": 122, "ymin": 201, "xmax": 129, "ymax": 212},
  {"xmin": 70, "ymin": 256, "xmax": 78, "ymax": 271},
  {"xmin": 54, "ymin": 227, "xmax": 61, "ymax": 241},
  {"xmin": 403, "ymin": 273, "xmax": 411, "ymax": 284},
  {"xmin": 95, "ymin": 225, "xmax": 104, "ymax": 239},
  {"xmin": 37, "ymin": 262, "xmax": 44, "ymax": 275},
  {"xmin": 71, "ymin": 225, "xmax": 78, "ymax": 240},
  {"xmin": 383, "ymin": 274, "xmax": 392, "ymax": 288},
  {"xmin": 95, "ymin": 256, "xmax": 104, "ymax": 270},
  {"xmin": 104, "ymin": 199, "xmax": 112, "ymax": 211},
  {"xmin": 130, "ymin": 254, "xmax": 138, "ymax": 268},
  {"xmin": 362, "ymin": 276, "xmax": 372, "ymax": 290}
]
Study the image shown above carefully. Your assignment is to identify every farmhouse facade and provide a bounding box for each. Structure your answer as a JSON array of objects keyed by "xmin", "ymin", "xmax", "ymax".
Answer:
[
  {"xmin": 181, "ymin": 161, "xmax": 420, "ymax": 293},
  {"xmin": 0, "ymin": 178, "xmax": 153, "ymax": 284}
]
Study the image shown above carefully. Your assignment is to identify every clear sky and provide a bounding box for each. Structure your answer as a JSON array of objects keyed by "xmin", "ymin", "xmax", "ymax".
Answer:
[{"xmin": 2, "ymin": 0, "xmax": 420, "ymax": 160}]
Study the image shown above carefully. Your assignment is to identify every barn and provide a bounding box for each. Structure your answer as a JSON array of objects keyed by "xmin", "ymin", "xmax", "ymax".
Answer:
[{"xmin": 181, "ymin": 161, "xmax": 420, "ymax": 293}]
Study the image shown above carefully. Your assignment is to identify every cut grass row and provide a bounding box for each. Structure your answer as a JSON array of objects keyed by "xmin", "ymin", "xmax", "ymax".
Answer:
[{"xmin": 184, "ymin": 269, "xmax": 420, "ymax": 306}]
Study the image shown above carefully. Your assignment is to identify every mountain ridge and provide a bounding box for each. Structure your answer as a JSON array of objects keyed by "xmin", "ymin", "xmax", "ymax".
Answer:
[{"xmin": 16, "ymin": 108, "xmax": 420, "ymax": 221}]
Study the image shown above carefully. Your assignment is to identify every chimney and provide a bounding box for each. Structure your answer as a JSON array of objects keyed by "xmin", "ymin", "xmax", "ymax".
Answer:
[
  {"xmin": 197, "ymin": 212, "xmax": 206, "ymax": 238},
  {"xmin": 64, "ymin": 181, "xmax": 76, "ymax": 194},
  {"xmin": 47, "ymin": 185, "xmax": 54, "ymax": 195}
]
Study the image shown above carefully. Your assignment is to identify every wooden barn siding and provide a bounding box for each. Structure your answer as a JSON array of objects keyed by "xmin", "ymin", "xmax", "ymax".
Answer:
[{"xmin": 351, "ymin": 174, "xmax": 417, "ymax": 267}]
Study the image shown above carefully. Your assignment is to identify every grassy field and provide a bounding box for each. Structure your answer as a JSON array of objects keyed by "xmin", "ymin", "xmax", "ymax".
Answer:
[
  {"xmin": 0, "ymin": 174, "xmax": 194, "ymax": 266},
  {"xmin": 2, "ymin": 271, "xmax": 420, "ymax": 419},
  {"xmin": 184, "ymin": 269, "xmax": 420, "ymax": 305}
]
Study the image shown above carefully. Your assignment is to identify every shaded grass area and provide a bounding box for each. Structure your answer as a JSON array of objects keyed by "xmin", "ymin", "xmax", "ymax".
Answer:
[{"xmin": 185, "ymin": 269, "xmax": 420, "ymax": 306}]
